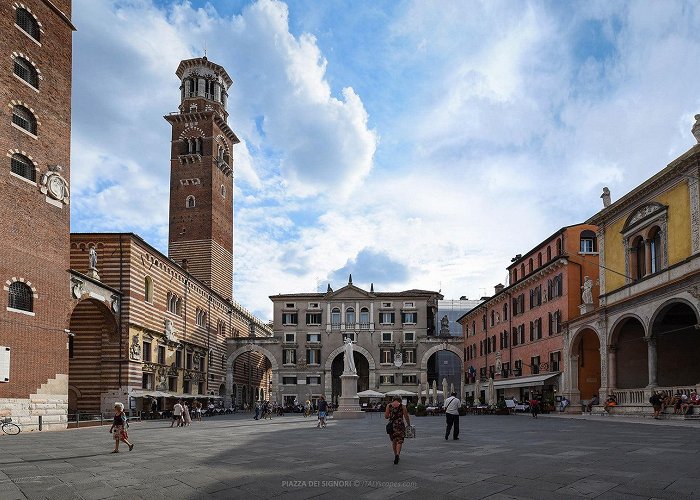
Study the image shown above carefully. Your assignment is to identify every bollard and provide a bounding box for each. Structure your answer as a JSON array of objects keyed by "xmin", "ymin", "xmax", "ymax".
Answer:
[
  {"xmin": 76, "ymin": 412, "xmax": 80, "ymax": 428},
  {"xmin": 38, "ymin": 415, "xmax": 42, "ymax": 431}
]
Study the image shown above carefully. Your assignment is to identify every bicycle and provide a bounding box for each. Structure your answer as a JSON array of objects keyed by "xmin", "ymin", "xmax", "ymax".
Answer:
[{"xmin": 1, "ymin": 417, "xmax": 21, "ymax": 435}]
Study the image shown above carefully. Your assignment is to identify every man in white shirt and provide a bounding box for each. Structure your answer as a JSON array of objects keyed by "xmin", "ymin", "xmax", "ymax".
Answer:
[
  {"xmin": 444, "ymin": 392, "xmax": 460, "ymax": 441},
  {"xmin": 171, "ymin": 400, "xmax": 183, "ymax": 428}
]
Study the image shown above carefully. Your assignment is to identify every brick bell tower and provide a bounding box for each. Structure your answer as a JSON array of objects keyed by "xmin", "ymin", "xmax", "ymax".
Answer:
[{"xmin": 165, "ymin": 57, "xmax": 239, "ymax": 299}]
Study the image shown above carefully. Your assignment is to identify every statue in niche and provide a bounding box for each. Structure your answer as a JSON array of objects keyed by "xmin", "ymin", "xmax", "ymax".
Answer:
[
  {"xmin": 440, "ymin": 315, "xmax": 450, "ymax": 335},
  {"xmin": 130, "ymin": 335, "xmax": 141, "ymax": 360},
  {"xmin": 164, "ymin": 318, "xmax": 176, "ymax": 342},
  {"xmin": 88, "ymin": 247, "xmax": 97, "ymax": 270},
  {"xmin": 581, "ymin": 276, "xmax": 594, "ymax": 305}
]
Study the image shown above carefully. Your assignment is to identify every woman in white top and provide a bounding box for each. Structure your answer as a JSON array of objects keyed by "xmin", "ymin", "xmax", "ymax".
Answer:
[{"xmin": 183, "ymin": 403, "xmax": 192, "ymax": 426}]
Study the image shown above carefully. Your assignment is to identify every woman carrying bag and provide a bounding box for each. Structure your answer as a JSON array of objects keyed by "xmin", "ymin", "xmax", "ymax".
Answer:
[{"xmin": 384, "ymin": 396, "xmax": 411, "ymax": 464}]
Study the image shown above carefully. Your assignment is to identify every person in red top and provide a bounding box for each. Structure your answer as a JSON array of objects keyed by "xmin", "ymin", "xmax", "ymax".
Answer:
[{"xmin": 529, "ymin": 395, "xmax": 539, "ymax": 418}]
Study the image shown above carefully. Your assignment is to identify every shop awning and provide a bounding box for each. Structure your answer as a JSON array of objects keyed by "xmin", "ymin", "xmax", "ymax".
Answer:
[
  {"xmin": 482, "ymin": 373, "xmax": 561, "ymax": 390},
  {"xmin": 129, "ymin": 390, "xmax": 170, "ymax": 398}
]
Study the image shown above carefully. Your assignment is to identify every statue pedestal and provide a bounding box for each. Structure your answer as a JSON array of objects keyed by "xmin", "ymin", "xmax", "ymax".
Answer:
[
  {"xmin": 86, "ymin": 268, "xmax": 101, "ymax": 281},
  {"xmin": 579, "ymin": 303, "xmax": 593, "ymax": 315},
  {"xmin": 333, "ymin": 372, "xmax": 364, "ymax": 420}
]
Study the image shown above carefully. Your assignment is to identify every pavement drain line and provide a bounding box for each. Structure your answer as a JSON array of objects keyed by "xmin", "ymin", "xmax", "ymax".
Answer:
[{"xmin": 0, "ymin": 475, "xmax": 57, "ymax": 484}]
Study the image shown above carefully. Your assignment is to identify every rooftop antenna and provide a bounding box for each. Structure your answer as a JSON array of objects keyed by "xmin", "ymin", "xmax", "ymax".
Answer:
[{"xmin": 204, "ymin": 40, "xmax": 207, "ymax": 58}]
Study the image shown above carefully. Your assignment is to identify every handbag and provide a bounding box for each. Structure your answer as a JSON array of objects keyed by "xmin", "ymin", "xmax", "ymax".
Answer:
[
  {"xmin": 404, "ymin": 425, "xmax": 416, "ymax": 438},
  {"xmin": 386, "ymin": 421, "xmax": 392, "ymax": 434}
]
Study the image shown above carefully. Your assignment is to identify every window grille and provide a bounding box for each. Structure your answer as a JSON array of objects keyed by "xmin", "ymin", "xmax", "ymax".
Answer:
[
  {"xmin": 8, "ymin": 282, "xmax": 32, "ymax": 311},
  {"xmin": 10, "ymin": 154, "xmax": 35, "ymax": 181},
  {"xmin": 12, "ymin": 106, "xmax": 36, "ymax": 134},
  {"xmin": 16, "ymin": 8, "xmax": 40, "ymax": 41},
  {"xmin": 14, "ymin": 58, "xmax": 38, "ymax": 88}
]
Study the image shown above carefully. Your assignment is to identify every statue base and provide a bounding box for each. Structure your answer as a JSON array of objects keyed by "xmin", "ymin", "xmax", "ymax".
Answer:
[
  {"xmin": 86, "ymin": 268, "xmax": 101, "ymax": 281},
  {"xmin": 579, "ymin": 303, "xmax": 593, "ymax": 315},
  {"xmin": 333, "ymin": 372, "xmax": 364, "ymax": 420}
]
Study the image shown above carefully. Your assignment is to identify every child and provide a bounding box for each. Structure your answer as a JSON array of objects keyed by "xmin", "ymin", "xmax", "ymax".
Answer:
[{"xmin": 109, "ymin": 402, "xmax": 134, "ymax": 453}]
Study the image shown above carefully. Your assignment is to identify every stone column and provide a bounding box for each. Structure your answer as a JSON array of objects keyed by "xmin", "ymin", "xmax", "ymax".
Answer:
[
  {"xmin": 646, "ymin": 337, "xmax": 658, "ymax": 387},
  {"xmin": 198, "ymin": 78, "xmax": 205, "ymax": 97},
  {"xmin": 224, "ymin": 365, "xmax": 233, "ymax": 409},
  {"xmin": 214, "ymin": 82, "xmax": 221, "ymax": 102},
  {"xmin": 607, "ymin": 346, "xmax": 617, "ymax": 390},
  {"xmin": 569, "ymin": 354, "xmax": 580, "ymax": 405}
]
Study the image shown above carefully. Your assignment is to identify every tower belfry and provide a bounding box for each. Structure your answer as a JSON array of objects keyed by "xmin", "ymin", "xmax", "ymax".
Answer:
[{"xmin": 165, "ymin": 57, "xmax": 239, "ymax": 299}]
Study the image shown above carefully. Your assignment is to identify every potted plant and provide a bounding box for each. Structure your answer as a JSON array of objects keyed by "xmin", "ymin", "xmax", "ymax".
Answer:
[
  {"xmin": 407, "ymin": 402, "xmax": 416, "ymax": 415},
  {"xmin": 415, "ymin": 404, "xmax": 427, "ymax": 416},
  {"xmin": 495, "ymin": 399, "xmax": 509, "ymax": 415},
  {"xmin": 458, "ymin": 405, "xmax": 467, "ymax": 416}
]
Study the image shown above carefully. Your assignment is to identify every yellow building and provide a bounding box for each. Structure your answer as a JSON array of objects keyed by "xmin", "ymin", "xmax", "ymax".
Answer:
[{"xmin": 564, "ymin": 116, "xmax": 700, "ymax": 412}]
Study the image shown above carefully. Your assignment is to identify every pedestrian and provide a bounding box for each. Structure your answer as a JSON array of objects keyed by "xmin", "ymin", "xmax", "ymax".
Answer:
[
  {"xmin": 444, "ymin": 391, "xmax": 460, "ymax": 440},
  {"xmin": 317, "ymin": 395, "xmax": 328, "ymax": 428},
  {"xmin": 195, "ymin": 400, "xmax": 203, "ymax": 421},
  {"xmin": 150, "ymin": 398, "xmax": 158, "ymax": 419},
  {"xmin": 649, "ymin": 391, "xmax": 663, "ymax": 419},
  {"xmin": 529, "ymin": 395, "xmax": 539, "ymax": 418},
  {"xmin": 171, "ymin": 400, "xmax": 183, "ymax": 427},
  {"xmin": 384, "ymin": 396, "xmax": 410, "ymax": 465},
  {"xmin": 182, "ymin": 402, "xmax": 192, "ymax": 426},
  {"xmin": 109, "ymin": 402, "xmax": 134, "ymax": 453},
  {"xmin": 254, "ymin": 401, "xmax": 260, "ymax": 420}
]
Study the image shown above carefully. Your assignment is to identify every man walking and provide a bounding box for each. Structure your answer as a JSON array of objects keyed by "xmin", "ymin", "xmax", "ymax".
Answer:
[
  {"xmin": 171, "ymin": 400, "xmax": 183, "ymax": 428},
  {"xmin": 444, "ymin": 391, "xmax": 460, "ymax": 440}
]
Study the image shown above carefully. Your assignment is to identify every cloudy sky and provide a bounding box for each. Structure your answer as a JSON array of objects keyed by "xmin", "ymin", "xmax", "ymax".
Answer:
[{"xmin": 70, "ymin": 0, "xmax": 700, "ymax": 319}]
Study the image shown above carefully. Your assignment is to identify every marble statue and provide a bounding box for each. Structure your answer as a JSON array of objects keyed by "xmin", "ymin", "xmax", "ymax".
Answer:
[
  {"xmin": 601, "ymin": 187, "xmax": 611, "ymax": 208},
  {"xmin": 164, "ymin": 318, "xmax": 175, "ymax": 341},
  {"xmin": 582, "ymin": 276, "xmax": 594, "ymax": 305},
  {"xmin": 130, "ymin": 335, "xmax": 141, "ymax": 360},
  {"xmin": 88, "ymin": 247, "xmax": 97, "ymax": 270},
  {"xmin": 693, "ymin": 114, "xmax": 700, "ymax": 143},
  {"xmin": 343, "ymin": 338, "xmax": 356, "ymax": 374}
]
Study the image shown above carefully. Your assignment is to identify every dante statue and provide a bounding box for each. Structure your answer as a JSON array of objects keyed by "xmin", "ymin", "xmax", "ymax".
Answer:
[
  {"xmin": 581, "ymin": 276, "xmax": 594, "ymax": 305},
  {"xmin": 343, "ymin": 338, "xmax": 356, "ymax": 374},
  {"xmin": 88, "ymin": 247, "xmax": 97, "ymax": 270}
]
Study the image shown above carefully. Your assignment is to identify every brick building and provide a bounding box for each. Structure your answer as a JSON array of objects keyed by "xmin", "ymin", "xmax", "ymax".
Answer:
[
  {"xmin": 66, "ymin": 56, "xmax": 271, "ymax": 415},
  {"xmin": 459, "ymin": 224, "xmax": 599, "ymax": 404},
  {"xmin": 0, "ymin": 1, "xmax": 75, "ymax": 431}
]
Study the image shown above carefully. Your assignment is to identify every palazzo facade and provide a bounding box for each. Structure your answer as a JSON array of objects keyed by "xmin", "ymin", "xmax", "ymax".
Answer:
[
  {"xmin": 564, "ymin": 117, "xmax": 700, "ymax": 411},
  {"xmin": 227, "ymin": 280, "xmax": 454, "ymax": 406}
]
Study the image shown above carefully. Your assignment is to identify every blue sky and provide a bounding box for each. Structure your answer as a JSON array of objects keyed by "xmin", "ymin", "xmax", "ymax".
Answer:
[{"xmin": 70, "ymin": 0, "xmax": 700, "ymax": 319}]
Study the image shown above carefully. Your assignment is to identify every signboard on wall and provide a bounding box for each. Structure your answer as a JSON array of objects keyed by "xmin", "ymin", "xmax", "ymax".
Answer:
[{"xmin": 0, "ymin": 346, "xmax": 10, "ymax": 382}]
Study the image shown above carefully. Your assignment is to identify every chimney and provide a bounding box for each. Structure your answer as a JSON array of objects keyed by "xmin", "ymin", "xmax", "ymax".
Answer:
[{"xmin": 494, "ymin": 283, "xmax": 505, "ymax": 294}]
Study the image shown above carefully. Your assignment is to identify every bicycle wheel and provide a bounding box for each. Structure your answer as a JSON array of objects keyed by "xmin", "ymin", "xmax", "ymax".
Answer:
[{"xmin": 2, "ymin": 423, "xmax": 21, "ymax": 435}]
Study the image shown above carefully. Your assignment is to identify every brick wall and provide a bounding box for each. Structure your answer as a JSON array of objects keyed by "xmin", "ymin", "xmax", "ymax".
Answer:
[{"xmin": 0, "ymin": 0, "xmax": 73, "ymax": 405}]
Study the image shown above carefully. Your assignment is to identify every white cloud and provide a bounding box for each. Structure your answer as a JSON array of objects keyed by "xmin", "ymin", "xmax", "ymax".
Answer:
[{"xmin": 71, "ymin": 0, "xmax": 700, "ymax": 319}]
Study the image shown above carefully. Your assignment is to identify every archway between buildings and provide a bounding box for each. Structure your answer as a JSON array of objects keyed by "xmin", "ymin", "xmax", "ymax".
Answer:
[
  {"xmin": 571, "ymin": 328, "xmax": 600, "ymax": 402},
  {"xmin": 330, "ymin": 351, "xmax": 369, "ymax": 405},
  {"xmin": 68, "ymin": 298, "xmax": 118, "ymax": 414},
  {"xmin": 226, "ymin": 345, "xmax": 278, "ymax": 407}
]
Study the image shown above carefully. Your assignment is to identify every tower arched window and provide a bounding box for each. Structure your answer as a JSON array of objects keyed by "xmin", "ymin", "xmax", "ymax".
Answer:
[
  {"xmin": 195, "ymin": 138, "xmax": 202, "ymax": 154},
  {"xmin": 546, "ymin": 246, "xmax": 552, "ymax": 261},
  {"xmin": 8, "ymin": 281, "xmax": 33, "ymax": 312},
  {"xmin": 520, "ymin": 263, "xmax": 525, "ymax": 277},
  {"xmin": 513, "ymin": 269, "xmax": 518, "ymax": 282},
  {"xmin": 10, "ymin": 153, "xmax": 35, "ymax": 182},
  {"xmin": 345, "ymin": 307, "xmax": 355, "ymax": 325},
  {"xmin": 359, "ymin": 307, "xmax": 369, "ymax": 326},
  {"xmin": 503, "ymin": 303, "xmax": 508, "ymax": 321},
  {"xmin": 144, "ymin": 276, "xmax": 154, "ymax": 303},
  {"xmin": 537, "ymin": 253, "xmax": 542, "ymax": 267},
  {"xmin": 16, "ymin": 8, "xmax": 40, "ymax": 42},
  {"xmin": 331, "ymin": 308, "xmax": 341, "ymax": 327},
  {"xmin": 528, "ymin": 258, "xmax": 533, "ymax": 273},
  {"xmin": 186, "ymin": 195, "xmax": 195, "ymax": 208},
  {"xmin": 556, "ymin": 238, "xmax": 562, "ymax": 256},
  {"xmin": 13, "ymin": 57, "xmax": 39, "ymax": 88},
  {"xmin": 12, "ymin": 105, "xmax": 37, "ymax": 135}
]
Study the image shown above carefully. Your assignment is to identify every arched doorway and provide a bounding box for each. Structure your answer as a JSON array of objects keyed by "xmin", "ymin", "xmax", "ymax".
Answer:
[
  {"xmin": 654, "ymin": 301, "xmax": 699, "ymax": 386},
  {"xmin": 571, "ymin": 328, "xmax": 600, "ymax": 400},
  {"xmin": 612, "ymin": 317, "xmax": 647, "ymax": 389},
  {"xmin": 226, "ymin": 345, "xmax": 278, "ymax": 406},
  {"xmin": 426, "ymin": 350, "xmax": 461, "ymax": 400},
  {"xmin": 331, "ymin": 352, "xmax": 369, "ymax": 405},
  {"xmin": 218, "ymin": 383, "xmax": 226, "ymax": 397},
  {"xmin": 68, "ymin": 298, "xmax": 118, "ymax": 414}
]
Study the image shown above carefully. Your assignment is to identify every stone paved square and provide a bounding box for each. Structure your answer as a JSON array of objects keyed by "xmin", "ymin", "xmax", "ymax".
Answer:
[{"xmin": 2, "ymin": 413, "xmax": 700, "ymax": 499}]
